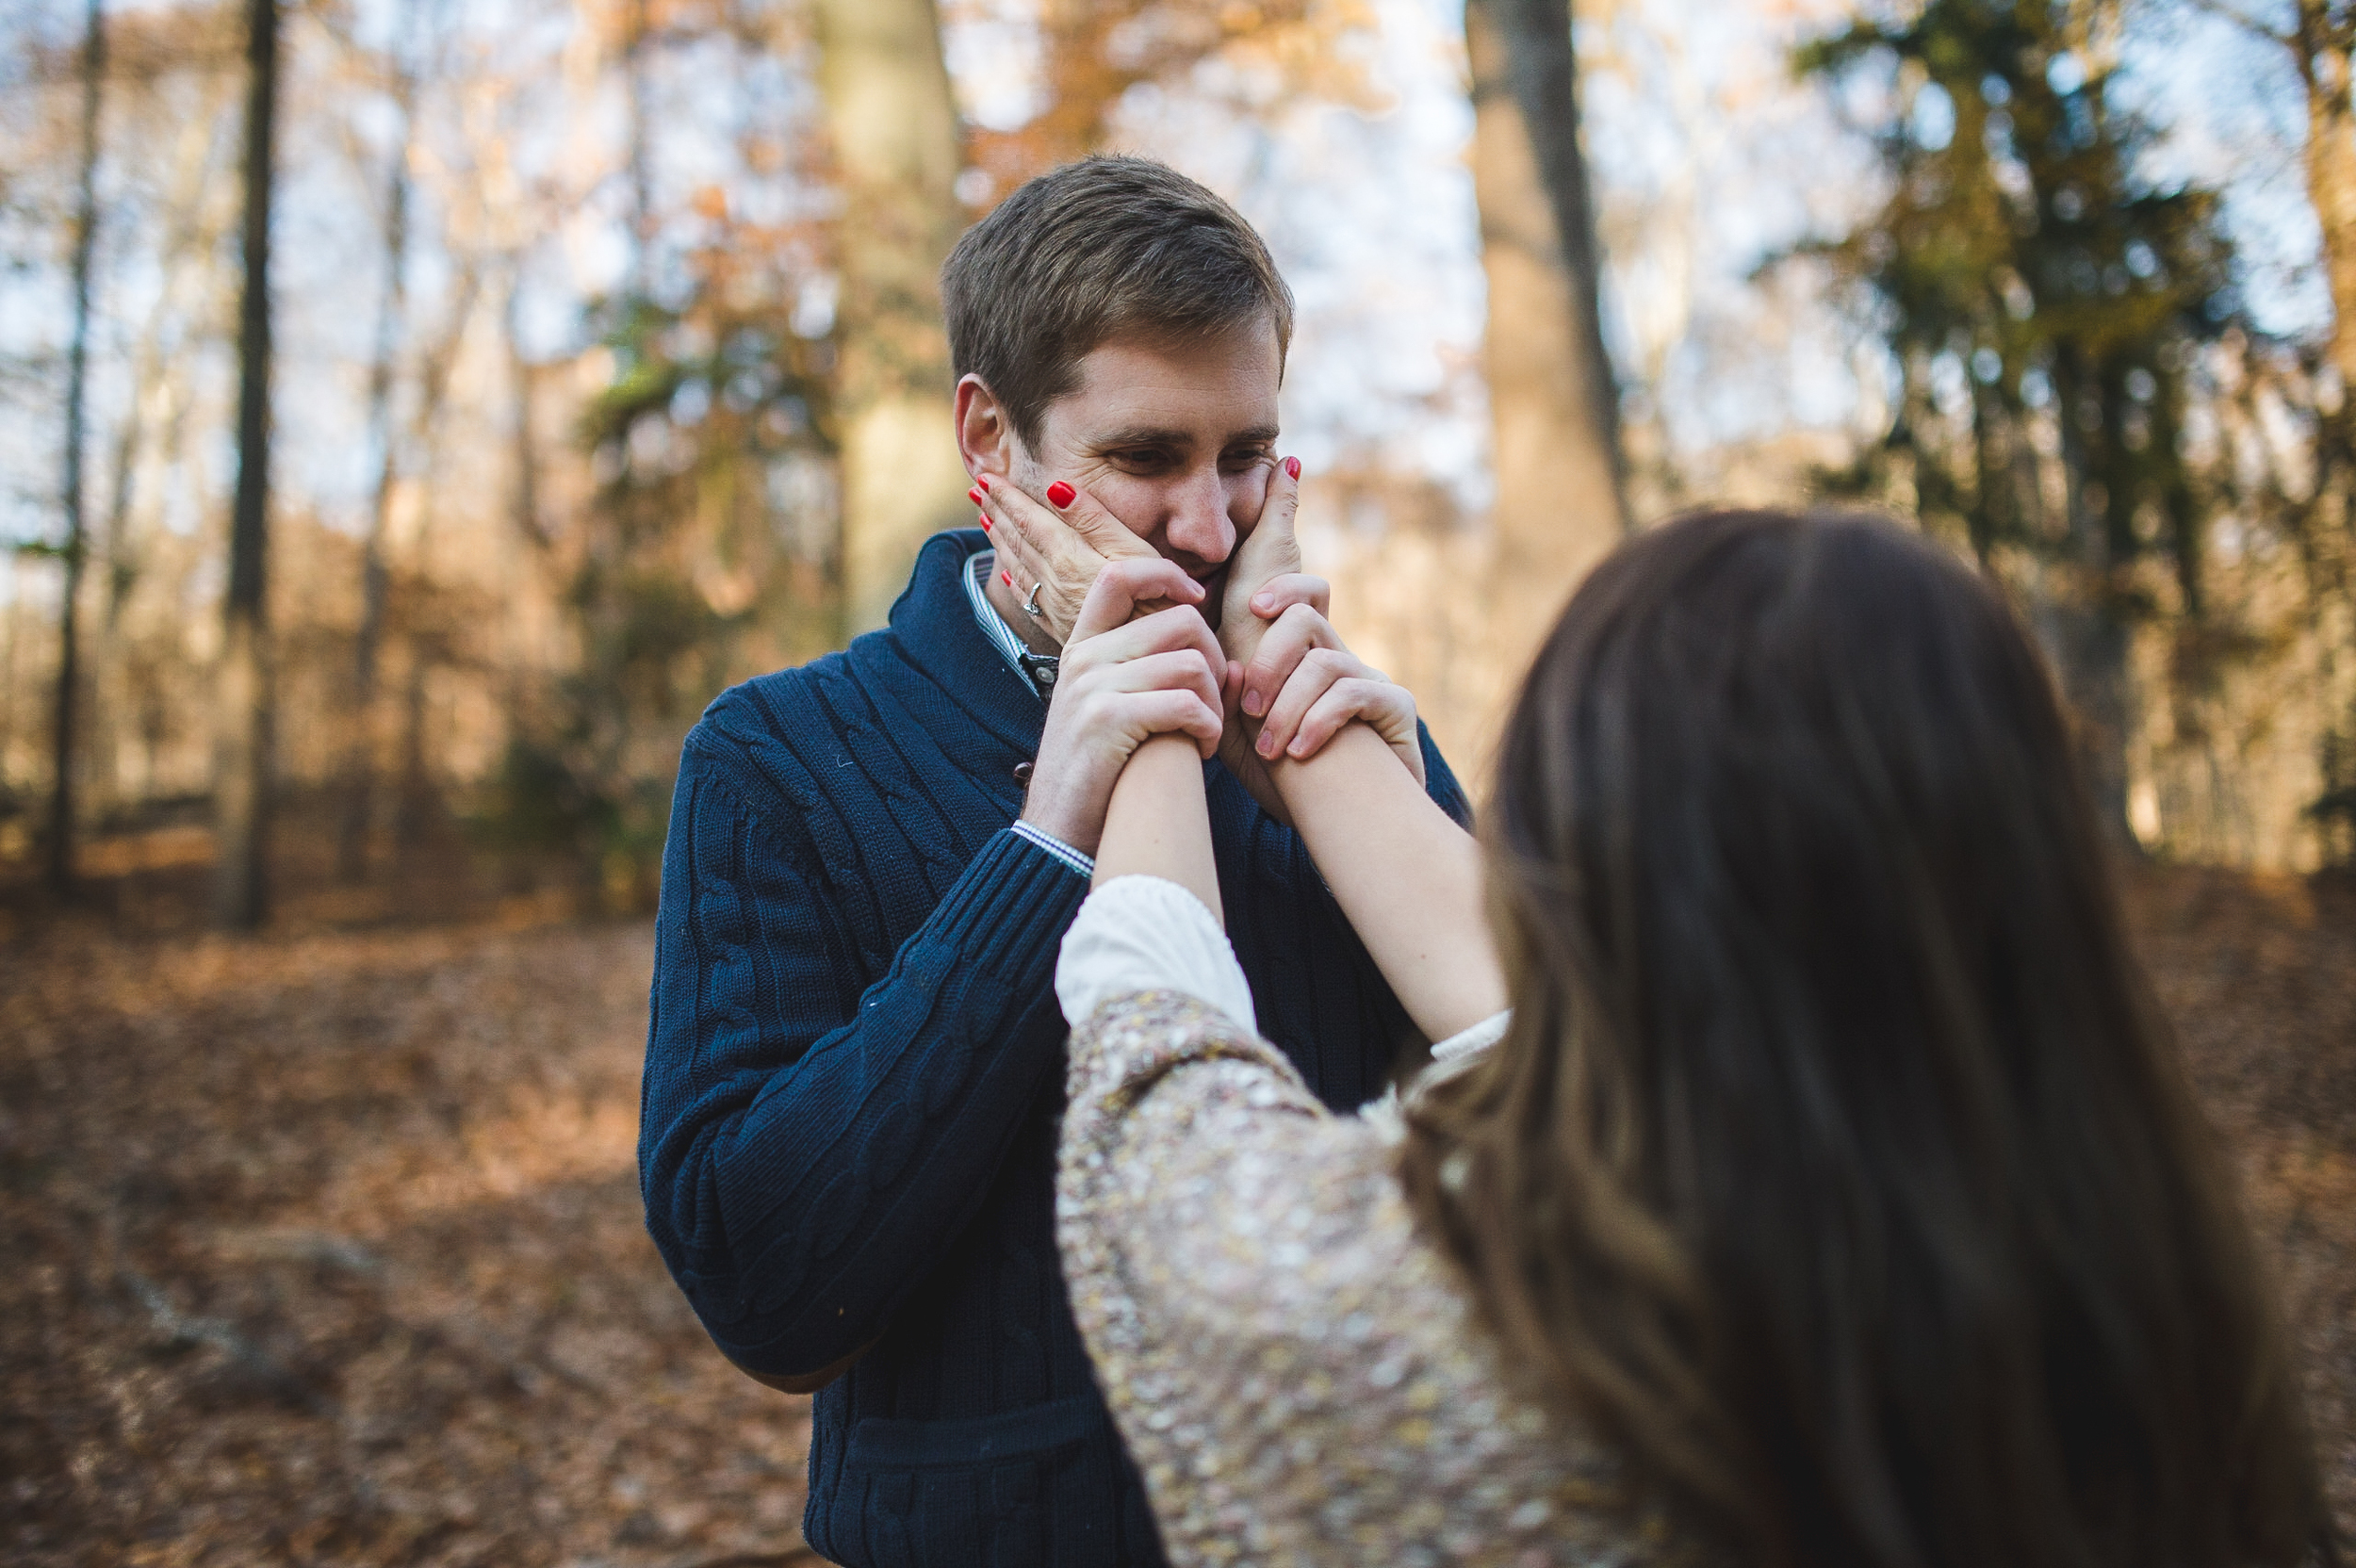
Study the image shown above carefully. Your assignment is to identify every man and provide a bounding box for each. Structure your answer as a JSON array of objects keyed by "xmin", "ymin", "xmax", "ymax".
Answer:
[{"xmin": 639, "ymin": 155, "xmax": 1466, "ymax": 1566}]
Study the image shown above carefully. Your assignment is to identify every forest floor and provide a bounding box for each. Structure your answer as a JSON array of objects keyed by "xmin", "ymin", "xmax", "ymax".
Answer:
[{"xmin": 0, "ymin": 862, "xmax": 2350, "ymax": 1567}]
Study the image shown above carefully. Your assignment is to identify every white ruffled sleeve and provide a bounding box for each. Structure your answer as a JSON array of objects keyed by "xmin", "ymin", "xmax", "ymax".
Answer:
[
  {"xmin": 1358, "ymin": 1008, "xmax": 1510, "ymax": 1141},
  {"xmin": 1055, "ymin": 874, "xmax": 1257, "ymax": 1035},
  {"xmin": 1430, "ymin": 1008, "xmax": 1510, "ymax": 1064}
]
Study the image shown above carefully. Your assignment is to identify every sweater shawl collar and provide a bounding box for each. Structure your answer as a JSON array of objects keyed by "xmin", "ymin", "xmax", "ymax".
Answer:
[{"xmin": 873, "ymin": 527, "xmax": 1048, "ymax": 756}]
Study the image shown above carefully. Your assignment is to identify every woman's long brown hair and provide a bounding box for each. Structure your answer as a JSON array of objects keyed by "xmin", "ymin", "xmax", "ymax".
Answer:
[{"xmin": 1399, "ymin": 509, "xmax": 2335, "ymax": 1568}]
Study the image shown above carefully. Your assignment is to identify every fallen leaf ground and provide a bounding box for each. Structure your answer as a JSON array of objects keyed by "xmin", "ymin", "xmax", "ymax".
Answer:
[
  {"xmin": 1, "ymin": 917, "xmax": 813, "ymax": 1568},
  {"xmin": 1, "ymin": 865, "xmax": 2349, "ymax": 1566}
]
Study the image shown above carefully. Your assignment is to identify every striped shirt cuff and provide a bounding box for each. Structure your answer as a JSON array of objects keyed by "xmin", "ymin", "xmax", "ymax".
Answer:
[{"xmin": 1011, "ymin": 819, "xmax": 1096, "ymax": 879}]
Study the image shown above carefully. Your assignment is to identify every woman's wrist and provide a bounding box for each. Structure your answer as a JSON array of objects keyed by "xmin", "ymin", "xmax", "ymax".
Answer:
[
  {"xmin": 1267, "ymin": 723, "xmax": 1506, "ymax": 1040},
  {"xmin": 1094, "ymin": 734, "xmax": 1221, "ymax": 925}
]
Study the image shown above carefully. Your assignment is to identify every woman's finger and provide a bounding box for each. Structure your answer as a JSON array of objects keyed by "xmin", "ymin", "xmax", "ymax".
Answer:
[
  {"xmin": 1219, "ymin": 455, "xmax": 1307, "ymax": 653},
  {"xmin": 973, "ymin": 479, "xmax": 1089, "ymax": 638},
  {"xmin": 1283, "ymin": 679, "xmax": 1425, "ymax": 782},
  {"xmin": 1284, "ymin": 679, "xmax": 1376, "ymax": 762},
  {"xmin": 1250, "ymin": 455, "xmax": 1302, "ymax": 563},
  {"xmin": 1041, "ymin": 476, "xmax": 1158, "ymax": 565},
  {"xmin": 1243, "ymin": 602, "xmax": 1342, "ymax": 720},
  {"xmin": 976, "ymin": 492, "xmax": 1040, "ymax": 585},
  {"xmin": 980, "ymin": 472, "xmax": 1151, "ymax": 580},
  {"xmin": 975, "ymin": 475, "xmax": 1058, "ymax": 568},
  {"xmin": 1258, "ymin": 453, "xmax": 1301, "ymax": 536},
  {"xmin": 981, "ymin": 515, "xmax": 1072, "ymax": 636},
  {"xmin": 1254, "ymin": 645, "xmax": 1356, "ymax": 759},
  {"xmin": 1248, "ymin": 571, "xmax": 1330, "ymax": 624}
]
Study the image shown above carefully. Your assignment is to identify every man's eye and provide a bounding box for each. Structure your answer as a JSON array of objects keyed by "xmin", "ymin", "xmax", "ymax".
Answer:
[
  {"xmin": 1111, "ymin": 449, "xmax": 1169, "ymax": 468},
  {"xmin": 1222, "ymin": 449, "xmax": 1272, "ymax": 471}
]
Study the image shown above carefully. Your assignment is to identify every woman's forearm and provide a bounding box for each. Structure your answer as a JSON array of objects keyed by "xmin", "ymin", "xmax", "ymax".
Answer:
[
  {"xmin": 1271, "ymin": 724, "xmax": 1504, "ymax": 1040},
  {"xmin": 1095, "ymin": 733, "xmax": 1222, "ymax": 924}
]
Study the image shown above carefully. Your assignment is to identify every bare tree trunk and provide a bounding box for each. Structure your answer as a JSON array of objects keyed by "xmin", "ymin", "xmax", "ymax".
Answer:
[
  {"xmin": 2294, "ymin": 1, "xmax": 2356, "ymax": 854},
  {"xmin": 384, "ymin": 264, "xmax": 481, "ymax": 892},
  {"xmin": 623, "ymin": 0, "xmax": 654, "ymax": 294},
  {"xmin": 2, "ymin": 578, "xmax": 22, "ymax": 804},
  {"xmin": 2048, "ymin": 349, "xmax": 2136, "ymax": 845},
  {"xmin": 48, "ymin": 0, "xmax": 105, "ymax": 901},
  {"xmin": 1465, "ymin": 0, "xmax": 1626, "ymax": 675},
  {"xmin": 2299, "ymin": 1, "xmax": 2356, "ymax": 398},
  {"xmin": 213, "ymin": 0, "xmax": 278, "ymax": 931},
  {"xmin": 392, "ymin": 630, "xmax": 437, "ymax": 895},
  {"xmin": 338, "ymin": 41, "xmax": 414, "ymax": 885},
  {"xmin": 95, "ymin": 381, "xmax": 140, "ymax": 827},
  {"xmin": 2299, "ymin": 6, "xmax": 2356, "ymax": 847},
  {"xmin": 505, "ymin": 276, "xmax": 548, "ymax": 551},
  {"xmin": 813, "ymin": 0, "xmax": 971, "ymax": 633},
  {"xmin": 93, "ymin": 100, "xmax": 229, "ymax": 825}
]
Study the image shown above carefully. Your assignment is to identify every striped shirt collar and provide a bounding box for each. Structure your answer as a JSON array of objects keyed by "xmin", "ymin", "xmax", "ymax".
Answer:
[
  {"xmin": 964, "ymin": 548, "xmax": 1058, "ymax": 703},
  {"xmin": 963, "ymin": 549, "xmax": 1095, "ymax": 875}
]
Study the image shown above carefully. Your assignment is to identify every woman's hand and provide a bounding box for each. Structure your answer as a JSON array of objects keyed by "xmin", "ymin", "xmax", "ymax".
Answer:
[
  {"xmin": 1020, "ymin": 559, "xmax": 1234, "ymax": 856},
  {"xmin": 1241, "ymin": 600, "xmax": 1426, "ymax": 787},
  {"xmin": 972, "ymin": 475, "xmax": 1164, "ymax": 645},
  {"xmin": 1210, "ymin": 458, "xmax": 1427, "ymax": 801},
  {"xmin": 1215, "ymin": 454, "xmax": 1306, "ymax": 669}
]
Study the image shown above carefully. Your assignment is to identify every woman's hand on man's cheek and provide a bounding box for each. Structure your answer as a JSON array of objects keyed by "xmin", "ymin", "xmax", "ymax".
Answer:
[
  {"xmin": 973, "ymin": 474, "xmax": 1159, "ymax": 645},
  {"xmin": 1217, "ymin": 453, "xmax": 1305, "ymax": 663}
]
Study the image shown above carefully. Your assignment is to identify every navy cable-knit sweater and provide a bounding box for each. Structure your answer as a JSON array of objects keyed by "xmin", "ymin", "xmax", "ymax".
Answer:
[{"xmin": 640, "ymin": 528, "xmax": 1469, "ymax": 1568}]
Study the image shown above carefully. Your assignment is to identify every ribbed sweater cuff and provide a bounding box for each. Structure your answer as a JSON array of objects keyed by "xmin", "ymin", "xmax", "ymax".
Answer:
[{"xmin": 928, "ymin": 826, "xmax": 1093, "ymax": 985}]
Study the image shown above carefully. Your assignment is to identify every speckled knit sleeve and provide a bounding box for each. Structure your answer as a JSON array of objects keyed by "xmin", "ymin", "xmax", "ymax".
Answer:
[{"xmin": 1055, "ymin": 989, "xmax": 1647, "ymax": 1567}]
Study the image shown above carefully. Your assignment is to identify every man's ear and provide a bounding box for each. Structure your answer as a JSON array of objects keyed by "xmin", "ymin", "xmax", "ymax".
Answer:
[{"xmin": 954, "ymin": 374, "xmax": 1017, "ymax": 481}]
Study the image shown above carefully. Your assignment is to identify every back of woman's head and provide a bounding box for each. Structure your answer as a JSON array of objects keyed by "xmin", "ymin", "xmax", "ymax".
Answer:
[{"xmin": 1400, "ymin": 508, "xmax": 2332, "ymax": 1568}]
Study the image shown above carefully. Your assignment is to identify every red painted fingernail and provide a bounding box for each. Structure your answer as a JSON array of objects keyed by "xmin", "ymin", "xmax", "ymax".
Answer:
[
  {"xmin": 978, "ymin": 514, "xmax": 990, "ymax": 531},
  {"xmin": 1001, "ymin": 570, "xmax": 1012, "ymax": 586},
  {"xmin": 969, "ymin": 486, "xmax": 984, "ymax": 506},
  {"xmin": 1284, "ymin": 456, "xmax": 1301, "ymax": 481},
  {"xmin": 976, "ymin": 475, "xmax": 990, "ymax": 491},
  {"xmin": 1047, "ymin": 482, "xmax": 1076, "ymax": 508}
]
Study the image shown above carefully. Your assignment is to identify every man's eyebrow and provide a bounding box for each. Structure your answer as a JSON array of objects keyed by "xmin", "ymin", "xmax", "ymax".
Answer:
[{"xmin": 1091, "ymin": 423, "xmax": 1281, "ymax": 448}]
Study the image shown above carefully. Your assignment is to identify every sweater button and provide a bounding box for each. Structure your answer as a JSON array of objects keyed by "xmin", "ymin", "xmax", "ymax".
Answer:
[{"xmin": 1011, "ymin": 760, "xmax": 1035, "ymax": 784}]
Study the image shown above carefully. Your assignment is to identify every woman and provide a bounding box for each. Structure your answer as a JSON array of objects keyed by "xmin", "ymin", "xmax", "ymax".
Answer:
[{"xmin": 1052, "ymin": 507, "xmax": 2336, "ymax": 1567}]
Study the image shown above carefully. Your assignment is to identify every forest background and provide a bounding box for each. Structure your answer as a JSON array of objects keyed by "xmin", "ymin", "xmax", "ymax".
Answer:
[
  {"xmin": 2, "ymin": 0, "xmax": 2354, "ymax": 1564},
  {"xmin": 2, "ymin": 0, "xmax": 2351, "ymax": 920}
]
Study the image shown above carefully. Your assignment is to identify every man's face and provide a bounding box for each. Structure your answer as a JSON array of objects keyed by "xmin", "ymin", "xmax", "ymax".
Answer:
[{"xmin": 1014, "ymin": 318, "xmax": 1283, "ymax": 604}]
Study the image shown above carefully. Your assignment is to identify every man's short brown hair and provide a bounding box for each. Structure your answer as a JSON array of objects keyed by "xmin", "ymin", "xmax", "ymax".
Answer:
[{"xmin": 942, "ymin": 155, "xmax": 1295, "ymax": 449}]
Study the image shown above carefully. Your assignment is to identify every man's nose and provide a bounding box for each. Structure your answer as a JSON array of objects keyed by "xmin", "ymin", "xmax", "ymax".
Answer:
[{"xmin": 1164, "ymin": 466, "xmax": 1235, "ymax": 565}]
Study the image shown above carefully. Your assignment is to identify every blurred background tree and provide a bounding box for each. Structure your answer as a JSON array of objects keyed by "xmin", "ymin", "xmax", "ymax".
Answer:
[
  {"xmin": 813, "ymin": 0, "xmax": 970, "ymax": 633},
  {"xmin": 477, "ymin": 0, "xmax": 844, "ymax": 910},
  {"xmin": 213, "ymin": 0, "xmax": 279, "ymax": 930},
  {"xmin": 1795, "ymin": 0, "xmax": 2240, "ymax": 840},
  {"xmin": 43, "ymin": 0, "xmax": 103, "ymax": 906},
  {"xmin": 1464, "ymin": 0, "xmax": 1628, "ymax": 688},
  {"xmin": 1794, "ymin": 0, "xmax": 2351, "ymax": 861},
  {"xmin": 0, "ymin": 0, "xmax": 2348, "ymax": 931}
]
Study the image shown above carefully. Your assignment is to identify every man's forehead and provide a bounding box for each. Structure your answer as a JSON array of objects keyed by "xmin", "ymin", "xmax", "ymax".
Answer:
[
  {"xmin": 1053, "ymin": 327, "xmax": 1283, "ymax": 444},
  {"xmin": 1086, "ymin": 418, "xmax": 1283, "ymax": 447}
]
